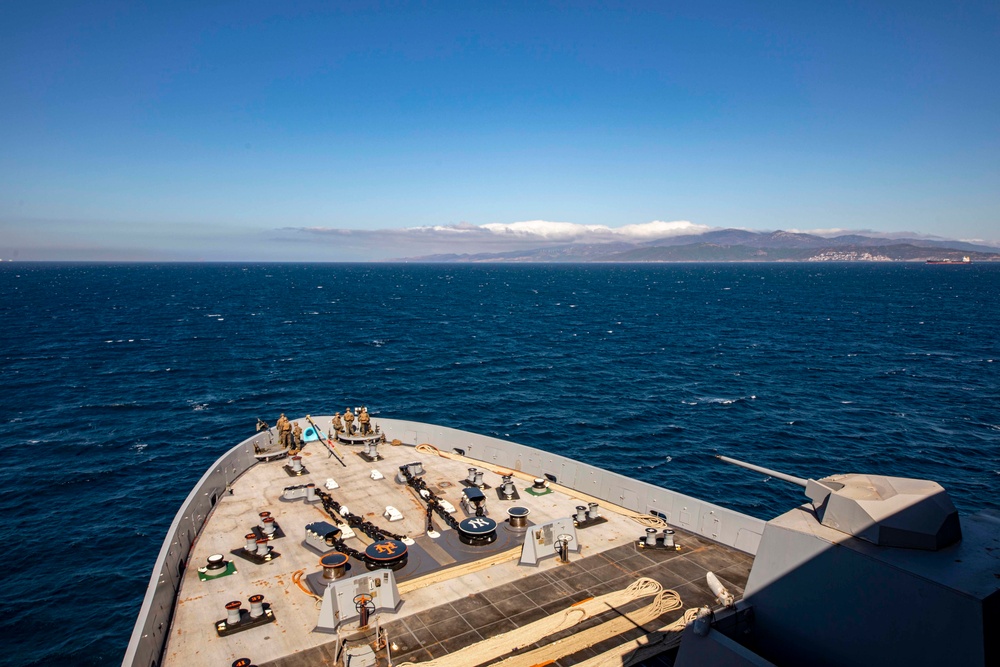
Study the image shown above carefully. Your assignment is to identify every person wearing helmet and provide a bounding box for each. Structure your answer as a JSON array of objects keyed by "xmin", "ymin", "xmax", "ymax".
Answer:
[{"xmin": 277, "ymin": 413, "xmax": 292, "ymax": 449}]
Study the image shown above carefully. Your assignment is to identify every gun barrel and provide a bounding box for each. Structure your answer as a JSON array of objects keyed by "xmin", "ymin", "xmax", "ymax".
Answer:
[{"xmin": 715, "ymin": 454, "xmax": 808, "ymax": 488}]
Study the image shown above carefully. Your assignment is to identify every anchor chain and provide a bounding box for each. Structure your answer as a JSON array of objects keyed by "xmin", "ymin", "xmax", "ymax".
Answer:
[
  {"xmin": 314, "ymin": 488, "xmax": 406, "ymax": 542},
  {"xmin": 400, "ymin": 465, "xmax": 461, "ymax": 532}
]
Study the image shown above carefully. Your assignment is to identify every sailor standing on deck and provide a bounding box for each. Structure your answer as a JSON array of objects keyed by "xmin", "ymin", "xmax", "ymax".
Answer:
[
  {"xmin": 359, "ymin": 407, "xmax": 371, "ymax": 435},
  {"xmin": 332, "ymin": 412, "xmax": 343, "ymax": 433},
  {"xmin": 277, "ymin": 413, "xmax": 292, "ymax": 449},
  {"xmin": 343, "ymin": 408, "xmax": 355, "ymax": 435},
  {"xmin": 291, "ymin": 422, "xmax": 303, "ymax": 453}
]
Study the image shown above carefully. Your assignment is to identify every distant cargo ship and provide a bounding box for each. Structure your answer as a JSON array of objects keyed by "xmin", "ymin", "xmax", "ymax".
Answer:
[{"xmin": 927, "ymin": 256, "xmax": 972, "ymax": 265}]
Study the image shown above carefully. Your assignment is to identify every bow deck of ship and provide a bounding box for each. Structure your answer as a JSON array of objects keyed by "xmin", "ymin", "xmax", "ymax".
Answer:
[{"xmin": 163, "ymin": 418, "xmax": 753, "ymax": 667}]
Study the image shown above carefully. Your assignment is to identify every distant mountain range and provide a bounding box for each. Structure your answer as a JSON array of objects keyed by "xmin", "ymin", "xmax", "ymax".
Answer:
[{"xmin": 399, "ymin": 230, "xmax": 1000, "ymax": 263}]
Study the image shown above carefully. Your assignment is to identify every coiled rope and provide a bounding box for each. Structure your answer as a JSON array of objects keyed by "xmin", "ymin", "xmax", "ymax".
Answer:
[
  {"xmin": 290, "ymin": 569, "xmax": 324, "ymax": 610},
  {"xmin": 393, "ymin": 578, "xmax": 664, "ymax": 667},
  {"xmin": 487, "ymin": 588, "xmax": 684, "ymax": 667},
  {"xmin": 573, "ymin": 606, "xmax": 700, "ymax": 667},
  {"xmin": 414, "ymin": 444, "xmax": 667, "ymax": 529}
]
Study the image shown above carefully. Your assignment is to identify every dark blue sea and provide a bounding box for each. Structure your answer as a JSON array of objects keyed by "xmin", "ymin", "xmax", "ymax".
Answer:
[{"xmin": 3, "ymin": 262, "xmax": 999, "ymax": 666}]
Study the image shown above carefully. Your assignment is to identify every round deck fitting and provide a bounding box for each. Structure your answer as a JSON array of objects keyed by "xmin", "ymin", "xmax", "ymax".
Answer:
[
  {"xmin": 248, "ymin": 594, "xmax": 265, "ymax": 619},
  {"xmin": 320, "ymin": 551, "xmax": 350, "ymax": 579},
  {"xmin": 458, "ymin": 516, "xmax": 499, "ymax": 545},
  {"xmin": 206, "ymin": 554, "xmax": 227, "ymax": 571},
  {"xmin": 506, "ymin": 506, "xmax": 530, "ymax": 529},
  {"xmin": 364, "ymin": 539, "xmax": 409, "ymax": 570}
]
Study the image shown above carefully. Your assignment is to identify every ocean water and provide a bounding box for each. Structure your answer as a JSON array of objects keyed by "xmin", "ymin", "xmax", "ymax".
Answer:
[{"xmin": 2, "ymin": 262, "xmax": 999, "ymax": 666}]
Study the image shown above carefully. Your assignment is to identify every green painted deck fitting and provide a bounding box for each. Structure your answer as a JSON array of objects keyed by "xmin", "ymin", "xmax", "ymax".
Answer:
[{"xmin": 198, "ymin": 560, "xmax": 237, "ymax": 582}]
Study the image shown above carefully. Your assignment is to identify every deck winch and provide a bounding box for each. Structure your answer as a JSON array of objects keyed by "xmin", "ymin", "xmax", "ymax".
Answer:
[
  {"xmin": 506, "ymin": 506, "xmax": 530, "ymax": 529},
  {"xmin": 319, "ymin": 552, "xmax": 349, "ymax": 580},
  {"xmin": 460, "ymin": 486, "xmax": 489, "ymax": 516},
  {"xmin": 364, "ymin": 539, "xmax": 409, "ymax": 570},
  {"xmin": 457, "ymin": 516, "xmax": 499, "ymax": 545},
  {"xmin": 311, "ymin": 488, "xmax": 413, "ymax": 570}
]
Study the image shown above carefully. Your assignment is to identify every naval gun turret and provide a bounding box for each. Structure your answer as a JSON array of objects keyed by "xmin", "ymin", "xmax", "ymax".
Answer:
[
  {"xmin": 716, "ymin": 454, "xmax": 962, "ymax": 550},
  {"xmin": 673, "ymin": 456, "xmax": 998, "ymax": 667}
]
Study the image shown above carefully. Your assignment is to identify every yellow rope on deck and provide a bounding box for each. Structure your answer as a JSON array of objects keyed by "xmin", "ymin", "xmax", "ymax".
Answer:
[
  {"xmin": 393, "ymin": 578, "xmax": 665, "ymax": 667},
  {"xmin": 574, "ymin": 607, "xmax": 701, "ymax": 667},
  {"xmin": 414, "ymin": 444, "xmax": 667, "ymax": 529},
  {"xmin": 487, "ymin": 589, "xmax": 684, "ymax": 667},
  {"xmin": 397, "ymin": 547, "xmax": 522, "ymax": 595}
]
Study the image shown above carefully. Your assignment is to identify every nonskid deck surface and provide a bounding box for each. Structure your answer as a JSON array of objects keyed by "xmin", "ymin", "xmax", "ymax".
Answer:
[
  {"xmin": 164, "ymin": 418, "xmax": 752, "ymax": 667},
  {"xmin": 263, "ymin": 538, "xmax": 751, "ymax": 667}
]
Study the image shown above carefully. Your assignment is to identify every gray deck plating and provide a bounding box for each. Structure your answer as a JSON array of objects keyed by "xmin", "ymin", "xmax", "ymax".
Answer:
[
  {"xmin": 123, "ymin": 417, "xmax": 764, "ymax": 667},
  {"xmin": 262, "ymin": 537, "xmax": 751, "ymax": 667}
]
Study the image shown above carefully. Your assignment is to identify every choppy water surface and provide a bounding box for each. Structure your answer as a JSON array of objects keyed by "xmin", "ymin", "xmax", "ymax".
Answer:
[{"xmin": 3, "ymin": 262, "xmax": 999, "ymax": 665}]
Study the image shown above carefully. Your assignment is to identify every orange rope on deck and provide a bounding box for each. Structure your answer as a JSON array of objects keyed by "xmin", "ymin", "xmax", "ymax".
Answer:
[{"xmin": 291, "ymin": 569, "xmax": 322, "ymax": 601}]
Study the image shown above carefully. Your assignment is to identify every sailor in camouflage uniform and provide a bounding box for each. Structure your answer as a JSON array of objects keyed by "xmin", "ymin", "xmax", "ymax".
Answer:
[{"xmin": 277, "ymin": 413, "xmax": 292, "ymax": 449}]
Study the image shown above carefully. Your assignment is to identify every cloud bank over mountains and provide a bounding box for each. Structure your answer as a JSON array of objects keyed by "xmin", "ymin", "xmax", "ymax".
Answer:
[
  {"xmin": 271, "ymin": 219, "xmax": 1000, "ymax": 262},
  {"xmin": 285, "ymin": 220, "xmax": 713, "ymax": 257},
  {"xmin": 474, "ymin": 220, "xmax": 712, "ymax": 241}
]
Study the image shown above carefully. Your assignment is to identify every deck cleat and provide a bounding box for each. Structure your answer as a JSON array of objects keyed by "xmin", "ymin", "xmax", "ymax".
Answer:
[
  {"xmin": 215, "ymin": 595, "xmax": 275, "ymax": 637},
  {"xmin": 283, "ymin": 455, "xmax": 308, "ymax": 477}
]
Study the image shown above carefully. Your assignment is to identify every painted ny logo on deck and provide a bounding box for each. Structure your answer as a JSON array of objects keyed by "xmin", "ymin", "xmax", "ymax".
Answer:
[{"xmin": 374, "ymin": 542, "xmax": 398, "ymax": 555}]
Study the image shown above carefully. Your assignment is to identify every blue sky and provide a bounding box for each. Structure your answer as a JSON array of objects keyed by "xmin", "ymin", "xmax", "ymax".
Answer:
[{"xmin": 1, "ymin": 1, "xmax": 998, "ymax": 260}]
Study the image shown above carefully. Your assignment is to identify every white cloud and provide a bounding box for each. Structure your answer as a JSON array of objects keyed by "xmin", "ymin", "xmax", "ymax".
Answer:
[
  {"xmin": 786, "ymin": 227, "xmax": 852, "ymax": 237},
  {"xmin": 290, "ymin": 219, "xmax": 708, "ymax": 245},
  {"xmin": 275, "ymin": 220, "xmax": 713, "ymax": 259},
  {"xmin": 615, "ymin": 220, "xmax": 710, "ymax": 239},
  {"xmin": 278, "ymin": 220, "xmax": 713, "ymax": 259},
  {"xmin": 476, "ymin": 219, "xmax": 709, "ymax": 241}
]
